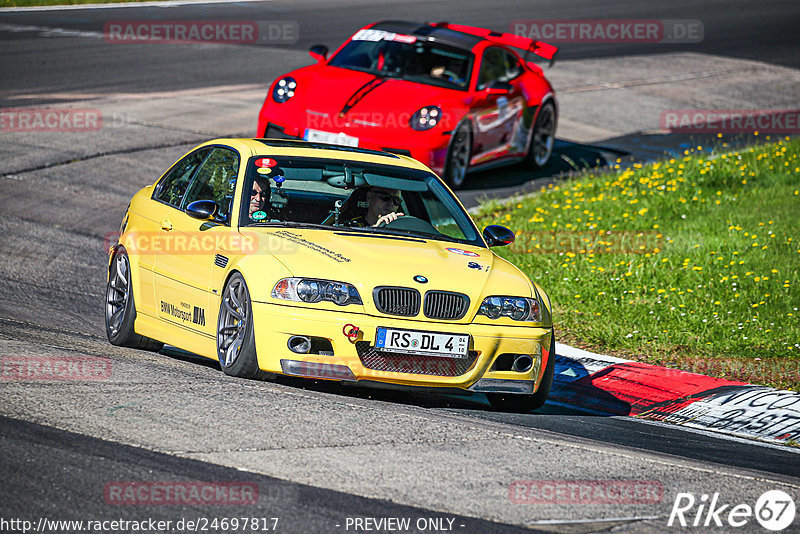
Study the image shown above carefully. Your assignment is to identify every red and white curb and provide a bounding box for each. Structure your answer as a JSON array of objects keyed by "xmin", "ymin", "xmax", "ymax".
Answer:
[{"xmin": 551, "ymin": 343, "xmax": 800, "ymax": 445}]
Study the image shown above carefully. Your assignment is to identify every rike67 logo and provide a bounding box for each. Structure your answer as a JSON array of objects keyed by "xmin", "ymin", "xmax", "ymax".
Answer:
[{"xmin": 668, "ymin": 490, "xmax": 795, "ymax": 531}]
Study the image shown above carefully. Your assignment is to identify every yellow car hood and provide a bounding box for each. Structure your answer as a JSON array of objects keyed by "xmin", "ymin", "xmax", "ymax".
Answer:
[{"xmin": 238, "ymin": 227, "xmax": 534, "ymax": 301}]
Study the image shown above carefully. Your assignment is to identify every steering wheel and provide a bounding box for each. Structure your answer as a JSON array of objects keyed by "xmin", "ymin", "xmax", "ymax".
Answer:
[
  {"xmin": 441, "ymin": 70, "xmax": 462, "ymax": 83},
  {"xmin": 380, "ymin": 215, "xmax": 439, "ymax": 235}
]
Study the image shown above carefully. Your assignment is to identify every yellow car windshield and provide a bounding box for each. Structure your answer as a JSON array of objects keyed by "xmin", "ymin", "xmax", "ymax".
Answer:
[{"xmin": 240, "ymin": 156, "xmax": 481, "ymax": 246}]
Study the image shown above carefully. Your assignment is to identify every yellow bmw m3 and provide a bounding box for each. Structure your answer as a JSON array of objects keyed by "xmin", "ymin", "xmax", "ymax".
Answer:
[{"xmin": 106, "ymin": 138, "xmax": 555, "ymax": 411}]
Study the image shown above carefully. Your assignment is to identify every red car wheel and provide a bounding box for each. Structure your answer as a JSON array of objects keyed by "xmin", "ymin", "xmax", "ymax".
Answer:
[
  {"xmin": 528, "ymin": 101, "xmax": 556, "ymax": 169},
  {"xmin": 444, "ymin": 120, "xmax": 472, "ymax": 189}
]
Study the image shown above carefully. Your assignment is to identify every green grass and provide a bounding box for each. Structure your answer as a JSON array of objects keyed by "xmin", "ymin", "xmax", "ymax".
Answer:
[
  {"xmin": 474, "ymin": 136, "xmax": 800, "ymax": 390},
  {"xmin": 2, "ymin": 0, "xmax": 162, "ymax": 7}
]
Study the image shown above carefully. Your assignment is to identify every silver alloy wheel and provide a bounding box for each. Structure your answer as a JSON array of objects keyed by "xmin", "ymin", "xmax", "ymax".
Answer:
[
  {"xmin": 531, "ymin": 103, "xmax": 555, "ymax": 167},
  {"xmin": 217, "ymin": 277, "xmax": 248, "ymax": 367},
  {"xmin": 105, "ymin": 252, "xmax": 130, "ymax": 337},
  {"xmin": 447, "ymin": 122, "xmax": 471, "ymax": 188}
]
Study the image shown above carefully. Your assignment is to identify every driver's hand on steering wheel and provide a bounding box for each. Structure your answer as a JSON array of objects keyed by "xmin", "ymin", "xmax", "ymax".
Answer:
[{"xmin": 374, "ymin": 212, "xmax": 404, "ymax": 227}]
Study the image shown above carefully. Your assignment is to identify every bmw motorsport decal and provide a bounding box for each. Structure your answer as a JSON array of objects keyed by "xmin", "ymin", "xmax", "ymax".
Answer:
[{"xmin": 160, "ymin": 301, "xmax": 205, "ymax": 326}]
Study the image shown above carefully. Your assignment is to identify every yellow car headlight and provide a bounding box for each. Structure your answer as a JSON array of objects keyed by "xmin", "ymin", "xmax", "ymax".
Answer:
[
  {"xmin": 477, "ymin": 296, "xmax": 541, "ymax": 322},
  {"xmin": 272, "ymin": 278, "xmax": 362, "ymax": 306}
]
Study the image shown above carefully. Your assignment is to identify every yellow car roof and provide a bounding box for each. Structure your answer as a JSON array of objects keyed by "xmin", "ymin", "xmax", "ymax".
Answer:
[{"xmin": 200, "ymin": 138, "xmax": 428, "ymax": 171}]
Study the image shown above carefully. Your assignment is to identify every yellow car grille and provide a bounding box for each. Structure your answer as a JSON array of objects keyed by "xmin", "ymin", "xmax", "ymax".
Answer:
[
  {"xmin": 356, "ymin": 341, "xmax": 478, "ymax": 377},
  {"xmin": 373, "ymin": 286, "xmax": 420, "ymax": 316},
  {"xmin": 373, "ymin": 287, "xmax": 469, "ymax": 320}
]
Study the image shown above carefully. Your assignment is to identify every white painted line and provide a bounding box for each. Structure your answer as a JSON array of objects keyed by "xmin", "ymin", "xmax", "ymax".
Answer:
[
  {"xmin": 0, "ymin": 0, "xmax": 267, "ymax": 13},
  {"xmin": 0, "ymin": 22, "xmax": 102, "ymax": 38},
  {"xmin": 526, "ymin": 516, "xmax": 660, "ymax": 525},
  {"xmin": 2, "ymin": 83, "xmax": 265, "ymax": 104},
  {"xmin": 0, "ymin": 20, "xmax": 297, "ymax": 47}
]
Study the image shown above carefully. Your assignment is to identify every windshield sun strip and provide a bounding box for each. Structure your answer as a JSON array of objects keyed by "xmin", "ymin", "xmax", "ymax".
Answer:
[{"xmin": 246, "ymin": 222, "xmax": 469, "ymax": 245}]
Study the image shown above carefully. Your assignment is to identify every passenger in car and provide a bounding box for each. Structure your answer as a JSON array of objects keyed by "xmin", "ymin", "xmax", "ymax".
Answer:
[{"xmin": 248, "ymin": 177, "xmax": 271, "ymax": 220}]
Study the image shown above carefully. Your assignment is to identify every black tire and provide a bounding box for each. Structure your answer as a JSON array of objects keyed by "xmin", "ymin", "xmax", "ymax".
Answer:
[
  {"xmin": 217, "ymin": 272, "xmax": 274, "ymax": 380},
  {"xmin": 443, "ymin": 120, "xmax": 472, "ymax": 190},
  {"xmin": 527, "ymin": 101, "xmax": 556, "ymax": 169},
  {"xmin": 487, "ymin": 330, "xmax": 556, "ymax": 413},
  {"xmin": 105, "ymin": 249, "xmax": 164, "ymax": 351}
]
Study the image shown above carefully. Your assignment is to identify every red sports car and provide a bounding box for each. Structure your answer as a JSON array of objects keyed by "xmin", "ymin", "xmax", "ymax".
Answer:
[{"xmin": 257, "ymin": 21, "xmax": 558, "ymax": 189}]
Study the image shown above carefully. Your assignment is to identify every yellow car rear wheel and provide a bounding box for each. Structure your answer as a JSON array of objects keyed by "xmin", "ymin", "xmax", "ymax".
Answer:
[{"xmin": 105, "ymin": 249, "xmax": 163, "ymax": 352}]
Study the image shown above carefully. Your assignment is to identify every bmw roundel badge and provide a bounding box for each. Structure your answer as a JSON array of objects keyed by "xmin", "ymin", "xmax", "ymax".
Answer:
[{"xmin": 413, "ymin": 275, "xmax": 428, "ymax": 284}]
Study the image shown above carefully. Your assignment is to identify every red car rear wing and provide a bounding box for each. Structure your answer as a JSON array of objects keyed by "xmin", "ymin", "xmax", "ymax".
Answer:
[{"xmin": 431, "ymin": 22, "xmax": 558, "ymax": 63}]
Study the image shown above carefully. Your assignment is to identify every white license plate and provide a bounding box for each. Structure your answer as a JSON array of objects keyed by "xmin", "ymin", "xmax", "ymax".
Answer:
[
  {"xmin": 375, "ymin": 328, "xmax": 469, "ymax": 358},
  {"xmin": 304, "ymin": 128, "xmax": 359, "ymax": 147}
]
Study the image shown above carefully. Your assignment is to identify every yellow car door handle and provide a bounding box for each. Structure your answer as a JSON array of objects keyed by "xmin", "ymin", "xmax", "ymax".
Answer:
[{"xmin": 161, "ymin": 220, "xmax": 173, "ymax": 231}]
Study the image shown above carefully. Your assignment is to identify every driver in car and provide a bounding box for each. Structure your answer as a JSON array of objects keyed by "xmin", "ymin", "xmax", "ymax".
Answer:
[
  {"xmin": 430, "ymin": 58, "xmax": 465, "ymax": 85},
  {"xmin": 348, "ymin": 186, "xmax": 404, "ymax": 227}
]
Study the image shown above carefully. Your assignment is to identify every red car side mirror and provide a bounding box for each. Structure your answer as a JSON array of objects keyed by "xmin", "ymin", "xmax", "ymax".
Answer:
[{"xmin": 309, "ymin": 44, "xmax": 328, "ymax": 64}]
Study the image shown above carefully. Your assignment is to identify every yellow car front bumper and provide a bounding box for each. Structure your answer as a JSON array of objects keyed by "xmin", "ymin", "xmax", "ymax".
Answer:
[{"xmin": 251, "ymin": 301, "xmax": 552, "ymax": 393}]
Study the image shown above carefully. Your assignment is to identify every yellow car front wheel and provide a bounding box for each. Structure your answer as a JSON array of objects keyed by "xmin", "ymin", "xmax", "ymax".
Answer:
[{"xmin": 216, "ymin": 272, "xmax": 273, "ymax": 380}]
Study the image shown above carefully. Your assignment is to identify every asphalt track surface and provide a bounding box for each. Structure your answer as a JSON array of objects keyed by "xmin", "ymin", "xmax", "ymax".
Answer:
[
  {"xmin": 1, "ymin": 1, "xmax": 800, "ymax": 533},
  {"xmin": 2, "ymin": 0, "xmax": 799, "ymax": 98},
  {"xmin": 1, "ymin": 416, "xmax": 537, "ymax": 534}
]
